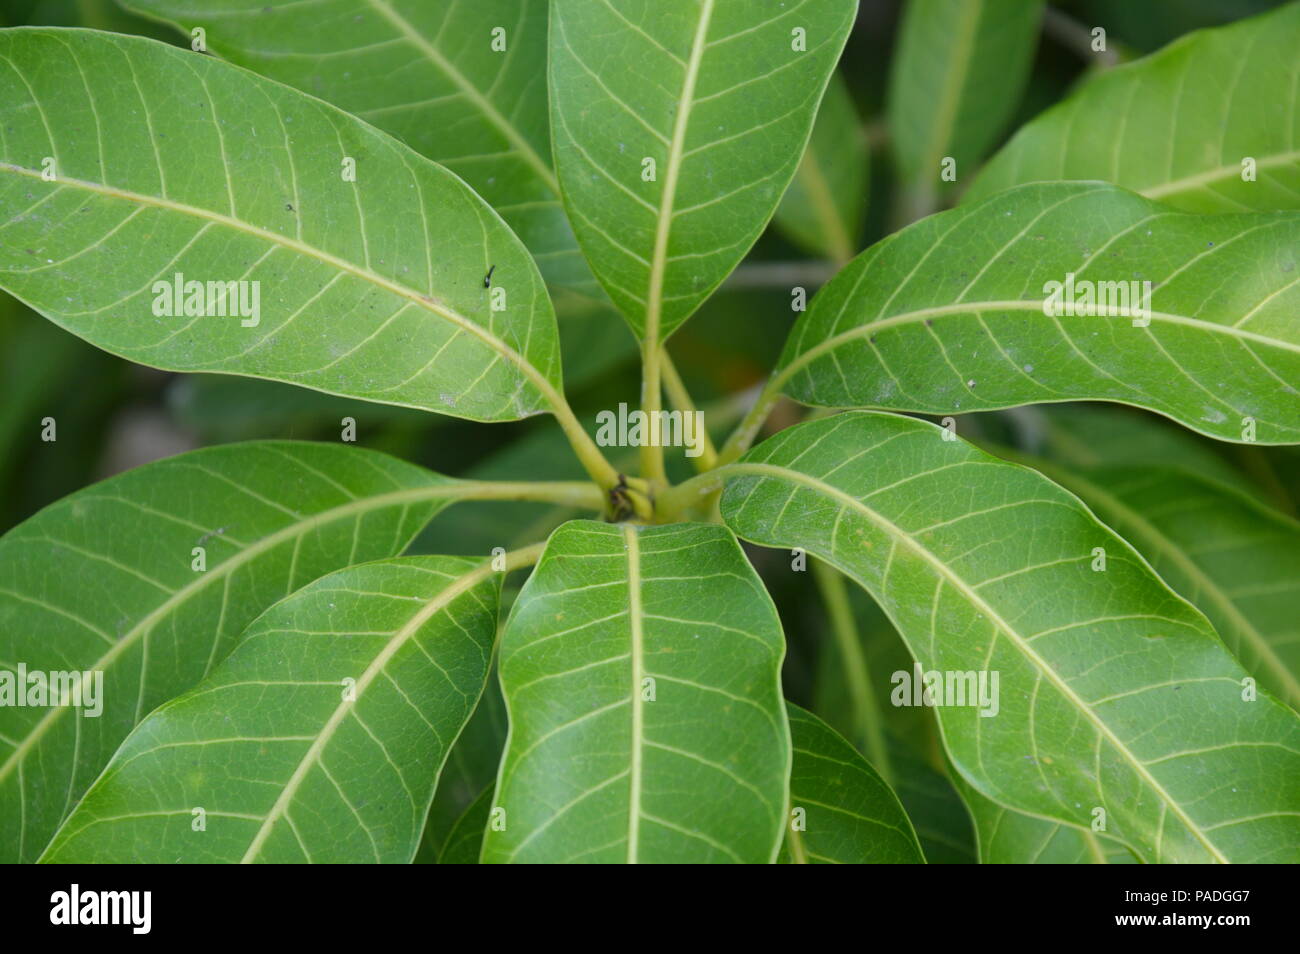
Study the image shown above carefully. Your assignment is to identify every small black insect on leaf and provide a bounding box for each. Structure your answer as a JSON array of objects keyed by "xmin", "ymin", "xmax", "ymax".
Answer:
[{"xmin": 484, "ymin": 264, "xmax": 496, "ymax": 288}]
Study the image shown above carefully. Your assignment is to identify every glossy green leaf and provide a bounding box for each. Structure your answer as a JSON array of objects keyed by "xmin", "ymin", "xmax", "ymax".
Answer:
[
  {"xmin": 952, "ymin": 771, "xmax": 1136, "ymax": 864},
  {"xmin": 122, "ymin": 0, "xmax": 601, "ymax": 296},
  {"xmin": 969, "ymin": 4, "xmax": 1300, "ymax": 212},
  {"xmin": 773, "ymin": 71, "xmax": 867, "ymax": 264},
  {"xmin": 42, "ymin": 555, "xmax": 501, "ymax": 862},
  {"xmin": 483, "ymin": 520, "xmax": 789, "ymax": 863},
  {"xmin": 887, "ymin": 0, "xmax": 1042, "ymax": 204},
  {"xmin": 1016, "ymin": 459, "xmax": 1300, "ymax": 709},
  {"xmin": 778, "ymin": 704, "xmax": 924, "ymax": 863},
  {"xmin": 0, "ymin": 441, "xmax": 461, "ymax": 862},
  {"xmin": 0, "ymin": 28, "xmax": 562, "ymax": 422},
  {"xmin": 549, "ymin": 0, "xmax": 857, "ymax": 341},
  {"xmin": 775, "ymin": 182, "xmax": 1300, "ymax": 443},
  {"xmin": 719, "ymin": 411, "xmax": 1300, "ymax": 863}
]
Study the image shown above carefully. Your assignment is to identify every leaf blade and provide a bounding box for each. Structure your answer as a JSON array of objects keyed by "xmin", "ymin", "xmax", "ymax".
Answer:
[
  {"xmin": 967, "ymin": 3, "xmax": 1300, "ymax": 213},
  {"xmin": 0, "ymin": 440, "xmax": 458, "ymax": 862},
  {"xmin": 0, "ymin": 28, "xmax": 560, "ymax": 422},
  {"xmin": 776, "ymin": 182, "xmax": 1300, "ymax": 443},
  {"xmin": 41, "ymin": 555, "xmax": 501, "ymax": 863},
  {"xmin": 121, "ymin": 0, "xmax": 602, "ymax": 294},
  {"xmin": 719, "ymin": 411, "xmax": 1300, "ymax": 863},
  {"xmin": 549, "ymin": 0, "xmax": 857, "ymax": 340},
  {"xmin": 482, "ymin": 520, "xmax": 790, "ymax": 863},
  {"xmin": 779, "ymin": 704, "xmax": 924, "ymax": 864},
  {"xmin": 951, "ymin": 770, "xmax": 1136, "ymax": 864},
  {"xmin": 1017, "ymin": 459, "xmax": 1300, "ymax": 708}
]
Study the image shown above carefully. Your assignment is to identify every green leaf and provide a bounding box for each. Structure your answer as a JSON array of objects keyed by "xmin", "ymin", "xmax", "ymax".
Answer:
[
  {"xmin": 0, "ymin": 27, "xmax": 562, "ymax": 422},
  {"xmin": 886, "ymin": 0, "xmax": 1043, "ymax": 205},
  {"xmin": 779, "ymin": 704, "xmax": 924, "ymax": 863},
  {"xmin": 719, "ymin": 411, "xmax": 1300, "ymax": 863},
  {"xmin": 549, "ymin": 0, "xmax": 857, "ymax": 341},
  {"xmin": 1016, "ymin": 459, "xmax": 1300, "ymax": 709},
  {"xmin": 774, "ymin": 182, "xmax": 1300, "ymax": 443},
  {"xmin": 121, "ymin": 0, "xmax": 602, "ymax": 296},
  {"xmin": 41, "ymin": 555, "xmax": 502, "ymax": 862},
  {"xmin": 483, "ymin": 520, "xmax": 790, "ymax": 863},
  {"xmin": 438, "ymin": 784, "xmax": 494, "ymax": 864},
  {"xmin": 0, "ymin": 440, "xmax": 457, "ymax": 862},
  {"xmin": 951, "ymin": 770, "xmax": 1136, "ymax": 863},
  {"xmin": 773, "ymin": 71, "xmax": 867, "ymax": 264},
  {"xmin": 968, "ymin": 4, "xmax": 1300, "ymax": 213}
]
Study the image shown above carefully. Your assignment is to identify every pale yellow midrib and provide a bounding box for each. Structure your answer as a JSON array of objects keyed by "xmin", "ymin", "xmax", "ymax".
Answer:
[
  {"xmin": 1142, "ymin": 150, "xmax": 1300, "ymax": 201},
  {"xmin": 644, "ymin": 0, "xmax": 714, "ymax": 342},
  {"xmin": 785, "ymin": 810, "xmax": 810, "ymax": 863},
  {"xmin": 0, "ymin": 163, "xmax": 564, "ymax": 411},
  {"xmin": 775, "ymin": 297, "xmax": 1300, "ymax": 393},
  {"xmin": 1083, "ymin": 828, "xmax": 1108, "ymax": 864},
  {"xmin": 239, "ymin": 558, "xmax": 499, "ymax": 862},
  {"xmin": 727, "ymin": 460, "xmax": 1231, "ymax": 864},
  {"xmin": 364, "ymin": 0, "xmax": 560, "ymax": 195},
  {"xmin": 622, "ymin": 524, "xmax": 645, "ymax": 864}
]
